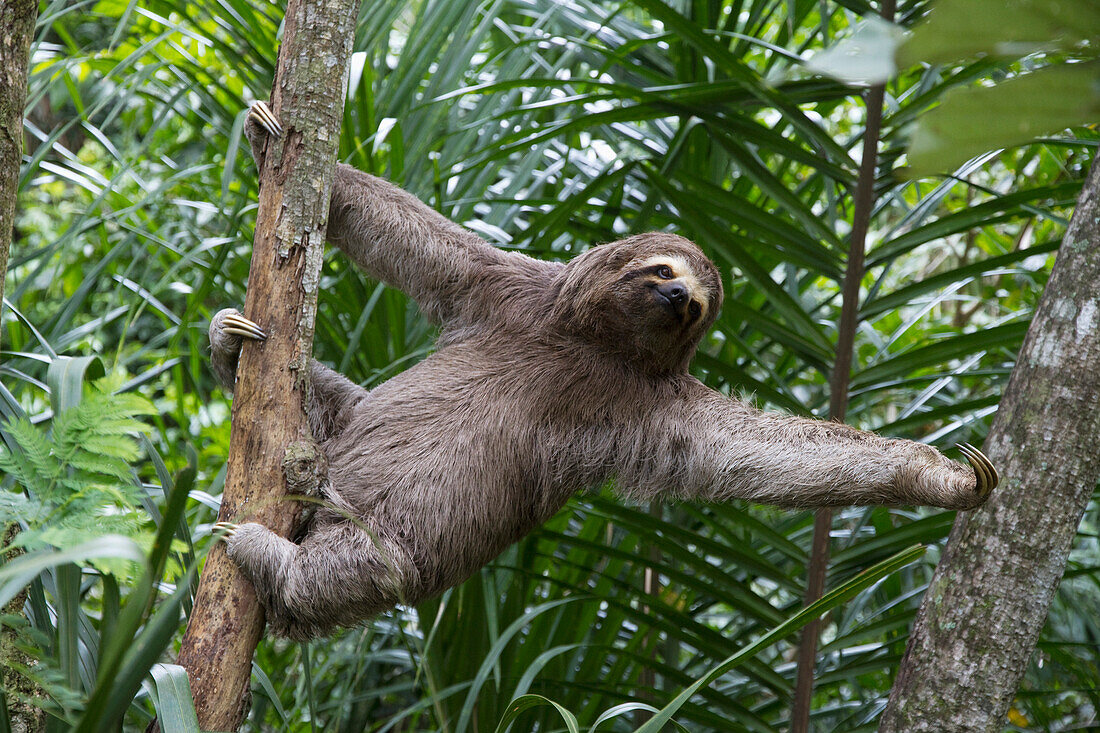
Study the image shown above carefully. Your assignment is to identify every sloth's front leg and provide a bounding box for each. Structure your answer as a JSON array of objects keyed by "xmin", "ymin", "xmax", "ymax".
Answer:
[
  {"xmin": 208, "ymin": 308, "xmax": 267, "ymax": 394},
  {"xmin": 243, "ymin": 100, "xmax": 282, "ymax": 170},
  {"xmin": 632, "ymin": 393, "xmax": 1000, "ymax": 511},
  {"xmin": 208, "ymin": 306, "xmax": 366, "ymax": 439}
]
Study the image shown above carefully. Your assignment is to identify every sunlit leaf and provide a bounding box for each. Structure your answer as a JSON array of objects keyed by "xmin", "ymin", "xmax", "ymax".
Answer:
[{"xmin": 906, "ymin": 64, "xmax": 1100, "ymax": 177}]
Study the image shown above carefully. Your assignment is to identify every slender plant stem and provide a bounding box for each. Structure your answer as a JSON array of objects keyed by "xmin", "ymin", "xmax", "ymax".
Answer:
[
  {"xmin": 634, "ymin": 501, "xmax": 663, "ymax": 727},
  {"xmin": 790, "ymin": 2, "xmax": 895, "ymax": 729}
]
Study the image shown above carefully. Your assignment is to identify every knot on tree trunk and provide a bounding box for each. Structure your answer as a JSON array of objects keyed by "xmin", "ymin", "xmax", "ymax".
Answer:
[{"xmin": 283, "ymin": 440, "xmax": 326, "ymax": 496}]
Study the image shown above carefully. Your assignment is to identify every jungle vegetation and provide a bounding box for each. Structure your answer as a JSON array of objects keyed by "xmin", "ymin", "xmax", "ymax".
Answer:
[{"xmin": 1, "ymin": 0, "xmax": 1097, "ymax": 730}]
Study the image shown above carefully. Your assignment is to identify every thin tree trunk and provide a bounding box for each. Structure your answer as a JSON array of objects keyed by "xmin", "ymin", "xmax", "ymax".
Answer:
[
  {"xmin": 0, "ymin": 3, "xmax": 44, "ymax": 731},
  {"xmin": 879, "ymin": 156, "xmax": 1100, "ymax": 732},
  {"xmin": 0, "ymin": 0, "xmax": 37, "ymax": 309},
  {"xmin": 174, "ymin": 0, "xmax": 358, "ymax": 729},
  {"xmin": 790, "ymin": 2, "xmax": 894, "ymax": 729}
]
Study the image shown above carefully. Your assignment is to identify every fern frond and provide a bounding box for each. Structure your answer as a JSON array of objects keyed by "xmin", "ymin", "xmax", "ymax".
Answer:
[
  {"xmin": 84, "ymin": 380, "xmax": 156, "ymax": 418},
  {"xmin": 81, "ymin": 417, "xmax": 150, "ymax": 438},
  {"xmin": 67, "ymin": 453, "xmax": 134, "ymax": 482},
  {"xmin": 75, "ymin": 435, "xmax": 142, "ymax": 462},
  {"xmin": 53, "ymin": 475, "xmax": 99, "ymax": 496},
  {"xmin": 0, "ymin": 417, "xmax": 59, "ymax": 495},
  {"xmin": 102, "ymin": 391, "xmax": 156, "ymax": 417},
  {"xmin": 1, "ymin": 374, "xmax": 157, "ymax": 570},
  {"xmin": 0, "ymin": 491, "xmax": 36, "ymax": 526}
]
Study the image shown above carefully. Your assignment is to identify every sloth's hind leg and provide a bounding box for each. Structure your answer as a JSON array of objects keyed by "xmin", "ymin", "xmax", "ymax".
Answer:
[{"xmin": 221, "ymin": 519, "xmax": 413, "ymax": 640}]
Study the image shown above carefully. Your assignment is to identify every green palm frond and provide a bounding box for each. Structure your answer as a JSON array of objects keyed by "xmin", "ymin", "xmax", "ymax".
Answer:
[{"xmin": 6, "ymin": 0, "xmax": 1096, "ymax": 729}]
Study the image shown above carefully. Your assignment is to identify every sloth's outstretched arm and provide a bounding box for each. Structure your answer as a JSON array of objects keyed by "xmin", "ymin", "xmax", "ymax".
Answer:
[
  {"xmin": 245, "ymin": 102, "xmax": 549, "ymax": 327},
  {"xmin": 623, "ymin": 388, "xmax": 997, "ymax": 510}
]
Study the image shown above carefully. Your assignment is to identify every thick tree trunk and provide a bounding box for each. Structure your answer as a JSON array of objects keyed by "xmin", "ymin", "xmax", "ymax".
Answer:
[
  {"xmin": 0, "ymin": 3, "xmax": 44, "ymax": 731},
  {"xmin": 879, "ymin": 157, "xmax": 1100, "ymax": 732},
  {"xmin": 174, "ymin": 0, "xmax": 358, "ymax": 729}
]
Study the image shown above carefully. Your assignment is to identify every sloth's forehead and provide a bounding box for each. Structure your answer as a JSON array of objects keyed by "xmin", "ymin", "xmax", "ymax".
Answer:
[
  {"xmin": 638, "ymin": 254, "xmax": 686, "ymax": 270},
  {"xmin": 637, "ymin": 254, "xmax": 693, "ymax": 274}
]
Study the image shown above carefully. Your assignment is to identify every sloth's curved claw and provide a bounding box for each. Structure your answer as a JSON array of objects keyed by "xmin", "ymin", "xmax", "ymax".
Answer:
[
  {"xmin": 248, "ymin": 101, "xmax": 283, "ymax": 138},
  {"xmin": 957, "ymin": 442, "xmax": 999, "ymax": 499},
  {"xmin": 212, "ymin": 521, "xmax": 240, "ymax": 539},
  {"xmin": 222, "ymin": 313, "xmax": 267, "ymax": 341}
]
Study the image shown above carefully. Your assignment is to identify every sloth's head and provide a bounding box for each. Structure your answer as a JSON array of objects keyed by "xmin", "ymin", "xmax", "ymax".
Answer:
[{"xmin": 550, "ymin": 233, "xmax": 724, "ymax": 374}]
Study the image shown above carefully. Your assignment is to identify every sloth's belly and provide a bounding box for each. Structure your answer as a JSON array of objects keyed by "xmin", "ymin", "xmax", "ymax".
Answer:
[
  {"xmin": 311, "ymin": 347, "xmax": 614, "ymax": 596},
  {"xmin": 320, "ymin": 379, "xmax": 559, "ymax": 522}
]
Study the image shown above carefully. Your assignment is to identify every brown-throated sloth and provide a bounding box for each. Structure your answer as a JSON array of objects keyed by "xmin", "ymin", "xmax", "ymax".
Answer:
[{"xmin": 210, "ymin": 101, "xmax": 998, "ymax": 641}]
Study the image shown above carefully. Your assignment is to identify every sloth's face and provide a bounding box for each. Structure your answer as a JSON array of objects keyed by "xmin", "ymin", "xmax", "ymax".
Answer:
[
  {"xmin": 608, "ymin": 251, "xmax": 721, "ymax": 370},
  {"xmin": 551, "ymin": 233, "xmax": 723, "ymax": 373},
  {"xmin": 618, "ymin": 254, "xmax": 712, "ymax": 331}
]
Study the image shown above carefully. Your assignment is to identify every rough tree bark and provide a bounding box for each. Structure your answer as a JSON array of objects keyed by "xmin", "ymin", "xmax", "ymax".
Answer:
[
  {"xmin": 174, "ymin": 0, "xmax": 358, "ymax": 729},
  {"xmin": 879, "ymin": 157, "xmax": 1100, "ymax": 731},
  {"xmin": 0, "ymin": 0, "xmax": 37, "ymax": 308},
  {"xmin": 0, "ymin": 2, "xmax": 44, "ymax": 731}
]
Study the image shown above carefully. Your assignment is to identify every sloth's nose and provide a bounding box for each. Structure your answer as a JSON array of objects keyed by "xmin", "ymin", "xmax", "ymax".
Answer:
[{"xmin": 657, "ymin": 281, "xmax": 688, "ymax": 305}]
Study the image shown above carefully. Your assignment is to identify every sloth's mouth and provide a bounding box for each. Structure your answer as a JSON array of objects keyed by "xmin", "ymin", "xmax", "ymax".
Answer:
[
  {"xmin": 649, "ymin": 288, "xmax": 703, "ymax": 330},
  {"xmin": 650, "ymin": 287, "xmax": 683, "ymax": 320}
]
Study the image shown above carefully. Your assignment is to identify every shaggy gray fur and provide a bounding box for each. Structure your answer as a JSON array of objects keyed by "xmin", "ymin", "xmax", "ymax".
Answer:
[{"xmin": 207, "ymin": 114, "xmax": 989, "ymax": 640}]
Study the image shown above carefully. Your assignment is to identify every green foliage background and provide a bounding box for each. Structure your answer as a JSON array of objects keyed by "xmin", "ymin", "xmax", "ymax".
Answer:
[{"xmin": 2, "ymin": 0, "xmax": 1098, "ymax": 730}]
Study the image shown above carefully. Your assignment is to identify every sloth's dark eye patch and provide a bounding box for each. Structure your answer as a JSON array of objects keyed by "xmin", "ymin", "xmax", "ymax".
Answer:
[
  {"xmin": 689, "ymin": 301, "xmax": 702, "ymax": 318},
  {"xmin": 656, "ymin": 265, "xmax": 674, "ymax": 279}
]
